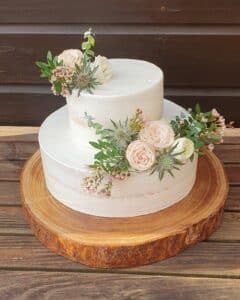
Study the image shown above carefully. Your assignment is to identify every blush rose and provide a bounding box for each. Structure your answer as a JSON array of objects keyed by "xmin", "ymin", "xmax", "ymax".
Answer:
[
  {"xmin": 126, "ymin": 140, "xmax": 155, "ymax": 171},
  {"xmin": 139, "ymin": 119, "xmax": 175, "ymax": 149},
  {"xmin": 58, "ymin": 49, "xmax": 83, "ymax": 68}
]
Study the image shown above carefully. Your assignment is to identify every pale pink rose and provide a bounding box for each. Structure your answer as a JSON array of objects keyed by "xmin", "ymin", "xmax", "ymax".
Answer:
[
  {"xmin": 58, "ymin": 49, "xmax": 83, "ymax": 68},
  {"xmin": 126, "ymin": 140, "xmax": 155, "ymax": 171},
  {"xmin": 139, "ymin": 119, "xmax": 175, "ymax": 149}
]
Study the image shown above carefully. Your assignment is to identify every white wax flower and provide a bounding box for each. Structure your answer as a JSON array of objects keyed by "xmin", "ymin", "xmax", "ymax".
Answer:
[
  {"xmin": 172, "ymin": 137, "xmax": 194, "ymax": 161},
  {"xmin": 93, "ymin": 55, "xmax": 112, "ymax": 84},
  {"xmin": 139, "ymin": 119, "xmax": 175, "ymax": 150},
  {"xmin": 58, "ymin": 49, "xmax": 83, "ymax": 68}
]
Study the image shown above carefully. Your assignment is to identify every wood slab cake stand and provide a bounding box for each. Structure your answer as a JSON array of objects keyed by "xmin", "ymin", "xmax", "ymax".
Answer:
[{"xmin": 20, "ymin": 150, "xmax": 228, "ymax": 269}]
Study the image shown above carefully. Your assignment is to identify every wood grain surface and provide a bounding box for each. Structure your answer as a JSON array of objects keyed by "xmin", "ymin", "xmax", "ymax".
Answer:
[
  {"xmin": 0, "ymin": 126, "xmax": 238, "ymax": 298},
  {"xmin": 0, "ymin": 271, "xmax": 239, "ymax": 300},
  {"xmin": 1, "ymin": 27, "xmax": 240, "ymax": 88},
  {"xmin": 2, "ymin": 1, "xmax": 240, "ymax": 24},
  {"xmin": 20, "ymin": 149, "xmax": 228, "ymax": 268}
]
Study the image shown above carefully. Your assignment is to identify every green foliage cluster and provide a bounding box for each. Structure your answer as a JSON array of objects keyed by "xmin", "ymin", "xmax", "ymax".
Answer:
[
  {"xmin": 85, "ymin": 113, "xmax": 131, "ymax": 175},
  {"xmin": 36, "ymin": 51, "xmax": 60, "ymax": 80},
  {"xmin": 170, "ymin": 104, "xmax": 222, "ymax": 152},
  {"xmin": 35, "ymin": 28, "xmax": 99, "ymax": 96}
]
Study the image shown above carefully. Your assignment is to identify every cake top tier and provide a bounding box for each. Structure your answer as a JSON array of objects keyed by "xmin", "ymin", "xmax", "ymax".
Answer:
[
  {"xmin": 67, "ymin": 58, "xmax": 164, "ymax": 128},
  {"xmin": 81, "ymin": 59, "xmax": 163, "ymax": 97}
]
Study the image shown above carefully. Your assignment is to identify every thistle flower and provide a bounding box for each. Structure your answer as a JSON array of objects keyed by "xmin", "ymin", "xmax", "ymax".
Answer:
[
  {"xmin": 150, "ymin": 144, "xmax": 184, "ymax": 180},
  {"xmin": 70, "ymin": 54, "xmax": 100, "ymax": 95}
]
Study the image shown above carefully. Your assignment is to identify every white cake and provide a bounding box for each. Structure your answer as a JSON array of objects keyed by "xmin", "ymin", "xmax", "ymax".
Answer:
[
  {"xmin": 67, "ymin": 59, "xmax": 163, "ymax": 151},
  {"xmin": 39, "ymin": 59, "xmax": 198, "ymax": 217}
]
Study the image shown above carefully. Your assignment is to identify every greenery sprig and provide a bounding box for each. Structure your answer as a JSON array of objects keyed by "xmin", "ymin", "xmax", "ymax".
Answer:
[
  {"xmin": 36, "ymin": 51, "xmax": 60, "ymax": 80},
  {"xmin": 85, "ymin": 113, "xmax": 132, "ymax": 175},
  {"xmin": 81, "ymin": 28, "xmax": 95, "ymax": 58},
  {"xmin": 170, "ymin": 104, "xmax": 223, "ymax": 152}
]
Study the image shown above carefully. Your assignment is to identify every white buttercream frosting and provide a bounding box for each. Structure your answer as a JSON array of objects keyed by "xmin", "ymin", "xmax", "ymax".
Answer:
[
  {"xmin": 39, "ymin": 101, "xmax": 198, "ymax": 217},
  {"xmin": 66, "ymin": 58, "xmax": 163, "ymax": 150}
]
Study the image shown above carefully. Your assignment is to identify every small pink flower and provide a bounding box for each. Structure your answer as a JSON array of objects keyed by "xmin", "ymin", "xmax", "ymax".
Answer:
[
  {"xmin": 211, "ymin": 108, "xmax": 220, "ymax": 118},
  {"xmin": 139, "ymin": 119, "xmax": 175, "ymax": 149},
  {"xmin": 207, "ymin": 144, "xmax": 215, "ymax": 151},
  {"xmin": 126, "ymin": 140, "xmax": 155, "ymax": 171}
]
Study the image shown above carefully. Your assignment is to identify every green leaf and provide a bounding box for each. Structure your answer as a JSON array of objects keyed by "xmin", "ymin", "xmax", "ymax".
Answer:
[
  {"xmin": 195, "ymin": 103, "xmax": 201, "ymax": 113},
  {"xmin": 88, "ymin": 35, "xmax": 95, "ymax": 46},
  {"xmin": 89, "ymin": 141, "xmax": 102, "ymax": 149},
  {"xmin": 47, "ymin": 51, "xmax": 53, "ymax": 62},
  {"xmin": 53, "ymin": 81, "xmax": 62, "ymax": 94}
]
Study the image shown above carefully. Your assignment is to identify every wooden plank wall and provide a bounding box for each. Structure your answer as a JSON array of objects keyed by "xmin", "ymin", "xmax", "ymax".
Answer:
[{"xmin": 0, "ymin": 1, "xmax": 240, "ymax": 126}]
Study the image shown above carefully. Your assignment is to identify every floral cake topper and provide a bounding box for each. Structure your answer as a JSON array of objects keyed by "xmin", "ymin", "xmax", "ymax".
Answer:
[
  {"xmin": 82, "ymin": 105, "xmax": 226, "ymax": 196},
  {"xmin": 36, "ymin": 28, "xmax": 112, "ymax": 97}
]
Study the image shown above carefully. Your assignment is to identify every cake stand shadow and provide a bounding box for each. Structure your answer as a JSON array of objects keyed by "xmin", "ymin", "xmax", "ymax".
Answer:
[{"xmin": 20, "ymin": 150, "xmax": 228, "ymax": 269}]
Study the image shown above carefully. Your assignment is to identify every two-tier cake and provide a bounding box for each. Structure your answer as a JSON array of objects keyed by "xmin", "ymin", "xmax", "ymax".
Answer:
[{"xmin": 36, "ymin": 29, "xmax": 225, "ymax": 218}]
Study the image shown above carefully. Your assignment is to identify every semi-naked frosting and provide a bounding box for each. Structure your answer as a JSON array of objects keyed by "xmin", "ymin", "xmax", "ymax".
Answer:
[
  {"xmin": 39, "ymin": 100, "xmax": 198, "ymax": 217},
  {"xmin": 66, "ymin": 59, "xmax": 163, "ymax": 149}
]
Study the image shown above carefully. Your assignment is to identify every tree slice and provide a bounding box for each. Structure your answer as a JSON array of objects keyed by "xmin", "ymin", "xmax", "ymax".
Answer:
[{"xmin": 20, "ymin": 150, "xmax": 228, "ymax": 268}]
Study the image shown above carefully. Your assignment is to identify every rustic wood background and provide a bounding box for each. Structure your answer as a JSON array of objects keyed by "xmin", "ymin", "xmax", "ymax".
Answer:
[{"xmin": 1, "ymin": 1, "xmax": 240, "ymax": 126}]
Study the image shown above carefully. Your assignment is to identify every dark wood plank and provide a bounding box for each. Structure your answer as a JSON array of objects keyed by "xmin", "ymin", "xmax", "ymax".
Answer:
[
  {"xmin": 0, "ymin": 86, "xmax": 64, "ymax": 126},
  {"xmin": 0, "ymin": 182, "xmax": 20, "ymax": 206},
  {"xmin": 0, "ymin": 86, "xmax": 240, "ymax": 126},
  {"xmin": 0, "ymin": 142, "xmax": 38, "ymax": 160},
  {"xmin": 1, "ymin": 1, "xmax": 240, "ymax": 24},
  {"xmin": 2, "ymin": 27, "xmax": 240, "ymax": 87},
  {"xmin": 0, "ymin": 206, "xmax": 238, "ymax": 240},
  {"xmin": 0, "ymin": 206, "xmax": 31, "ymax": 235},
  {"xmin": 211, "ymin": 212, "xmax": 240, "ymax": 241},
  {"xmin": 0, "ymin": 235, "xmax": 239, "ymax": 277},
  {"xmin": 0, "ymin": 161, "xmax": 24, "ymax": 181},
  {"xmin": 214, "ymin": 145, "xmax": 240, "ymax": 163},
  {"xmin": 225, "ymin": 186, "xmax": 240, "ymax": 212},
  {"xmin": 225, "ymin": 164, "xmax": 240, "ymax": 185},
  {"xmin": 0, "ymin": 271, "xmax": 239, "ymax": 300}
]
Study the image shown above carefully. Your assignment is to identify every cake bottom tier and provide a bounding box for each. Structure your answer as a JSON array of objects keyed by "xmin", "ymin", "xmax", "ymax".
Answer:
[{"xmin": 39, "ymin": 99, "xmax": 198, "ymax": 217}]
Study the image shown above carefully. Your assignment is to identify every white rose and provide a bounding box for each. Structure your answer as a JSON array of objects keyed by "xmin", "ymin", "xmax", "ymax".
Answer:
[
  {"xmin": 126, "ymin": 140, "xmax": 155, "ymax": 171},
  {"xmin": 172, "ymin": 137, "xmax": 194, "ymax": 161},
  {"xmin": 139, "ymin": 119, "xmax": 175, "ymax": 150},
  {"xmin": 93, "ymin": 55, "xmax": 112, "ymax": 84},
  {"xmin": 58, "ymin": 49, "xmax": 83, "ymax": 68}
]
